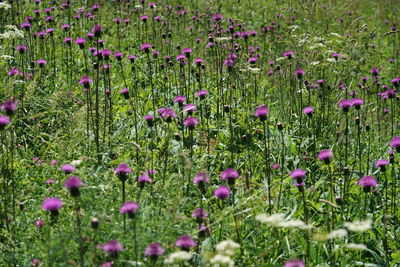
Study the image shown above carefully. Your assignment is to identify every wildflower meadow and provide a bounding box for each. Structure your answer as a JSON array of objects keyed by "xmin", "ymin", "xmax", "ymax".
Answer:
[{"xmin": 0, "ymin": 0, "xmax": 399, "ymax": 266}]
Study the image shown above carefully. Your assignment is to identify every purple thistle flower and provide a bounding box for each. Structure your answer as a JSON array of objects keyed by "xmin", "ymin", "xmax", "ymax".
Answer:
[
  {"xmin": 193, "ymin": 172, "xmax": 209, "ymax": 185},
  {"xmin": 64, "ymin": 37, "xmax": 72, "ymax": 44},
  {"xmin": 391, "ymin": 77, "xmax": 399, "ymax": 88},
  {"xmin": 79, "ymin": 75, "xmax": 93, "ymax": 88},
  {"xmin": 140, "ymin": 43, "xmax": 152, "ymax": 53},
  {"xmin": 175, "ymin": 235, "xmax": 197, "ymax": 251},
  {"xmin": 64, "ymin": 176, "xmax": 83, "ymax": 197},
  {"xmin": 385, "ymin": 89, "xmax": 396, "ymax": 99},
  {"xmin": 128, "ymin": 55, "xmax": 136, "ymax": 62},
  {"xmin": 361, "ymin": 76, "xmax": 368, "ymax": 83},
  {"xmin": 332, "ymin": 53, "xmax": 340, "ymax": 59},
  {"xmin": 7, "ymin": 68, "xmax": 21, "ymax": 77},
  {"xmin": 282, "ymin": 50, "xmax": 294, "ymax": 59},
  {"xmin": 194, "ymin": 58, "xmax": 204, "ymax": 66},
  {"xmin": 16, "ymin": 45, "xmax": 27, "ymax": 53},
  {"xmin": 159, "ymin": 108, "xmax": 176, "ymax": 122},
  {"xmin": 213, "ymin": 13, "xmax": 223, "ymax": 21},
  {"xmin": 21, "ymin": 22, "xmax": 32, "ymax": 30},
  {"xmin": 102, "ymin": 240, "xmax": 123, "ymax": 258},
  {"xmin": 75, "ymin": 37, "xmax": 86, "ymax": 48},
  {"xmin": 371, "ymin": 68, "xmax": 379, "ymax": 76},
  {"xmin": 144, "ymin": 115, "xmax": 154, "ymax": 127},
  {"xmin": 61, "ymin": 164, "xmax": 75, "ymax": 174},
  {"xmin": 318, "ymin": 149, "xmax": 334, "ymax": 164},
  {"xmin": 174, "ymin": 95, "xmax": 186, "ymax": 106},
  {"xmin": 183, "ymin": 48, "xmax": 192, "ymax": 57},
  {"xmin": 114, "ymin": 52, "xmax": 123, "ymax": 60},
  {"xmin": 290, "ymin": 169, "xmax": 307, "ymax": 188},
  {"xmin": 64, "ymin": 176, "xmax": 82, "ymax": 189},
  {"xmin": 183, "ymin": 116, "xmax": 199, "ymax": 129},
  {"xmin": 196, "ymin": 90, "xmax": 208, "ymax": 100},
  {"xmin": 294, "ymin": 68, "xmax": 305, "ymax": 79},
  {"xmin": 254, "ymin": 105, "xmax": 269, "ymax": 121},
  {"xmin": 42, "ymin": 197, "xmax": 63, "ymax": 216},
  {"xmin": 183, "ymin": 104, "xmax": 196, "ymax": 115},
  {"xmin": 390, "ymin": 136, "xmax": 400, "ymax": 152},
  {"xmin": 1, "ymin": 100, "xmax": 17, "ymax": 116},
  {"xmin": 115, "ymin": 163, "xmax": 132, "ymax": 181},
  {"xmin": 338, "ymin": 99, "xmax": 353, "ymax": 112},
  {"xmin": 144, "ymin": 242, "xmax": 165, "ymax": 260},
  {"xmin": 303, "ymin": 106, "xmax": 314, "ymax": 117},
  {"xmin": 351, "ymin": 98, "xmax": 364, "ymax": 109},
  {"xmin": 92, "ymin": 24, "xmax": 102, "ymax": 37},
  {"xmin": 101, "ymin": 49, "xmax": 112, "ymax": 60},
  {"xmin": 0, "ymin": 115, "xmax": 11, "ymax": 130},
  {"xmin": 140, "ymin": 15, "xmax": 149, "ymax": 22},
  {"xmin": 176, "ymin": 54, "xmax": 186, "ymax": 61},
  {"xmin": 375, "ymin": 159, "xmax": 389, "ymax": 171},
  {"xmin": 220, "ymin": 168, "xmax": 239, "ymax": 185},
  {"xmin": 272, "ymin": 163, "xmax": 280, "ymax": 170},
  {"xmin": 358, "ymin": 176, "xmax": 378, "ymax": 192},
  {"xmin": 36, "ymin": 59, "xmax": 47, "ymax": 67},
  {"xmin": 214, "ymin": 185, "xmax": 230, "ymax": 200},
  {"xmin": 120, "ymin": 88, "xmax": 129, "ymax": 99},
  {"xmin": 120, "ymin": 201, "xmax": 139, "ymax": 218},
  {"xmin": 284, "ymin": 259, "xmax": 305, "ymax": 267},
  {"xmin": 138, "ymin": 174, "xmax": 152, "ymax": 188},
  {"xmin": 35, "ymin": 219, "xmax": 45, "ymax": 228},
  {"xmin": 192, "ymin": 208, "xmax": 208, "ymax": 223}
]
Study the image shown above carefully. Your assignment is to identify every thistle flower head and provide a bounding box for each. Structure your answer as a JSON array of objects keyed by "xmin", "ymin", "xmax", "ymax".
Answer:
[
  {"xmin": 220, "ymin": 168, "xmax": 239, "ymax": 185},
  {"xmin": 214, "ymin": 185, "xmax": 230, "ymax": 199},
  {"xmin": 303, "ymin": 106, "xmax": 314, "ymax": 117},
  {"xmin": 375, "ymin": 159, "xmax": 389, "ymax": 171},
  {"xmin": 390, "ymin": 136, "xmax": 400, "ymax": 152},
  {"xmin": 0, "ymin": 115, "xmax": 10, "ymax": 130},
  {"xmin": 318, "ymin": 149, "xmax": 334, "ymax": 163},
  {"xmin": 102, "ymin": 240, "xmax": 123, "ymax": 258},
  {"xmin": 284, "ymin": 259, "xmax": 305, "ymax": 267},
  {"xmin": 42, "ymin": 197, "xmax": 63, "ymax": 212},
  {"xmin": 358, "ymin": 176, "xmax": 378, "ymax": 192},
  {"xmin": 175, "ymin": 235, "xmax": 196, "ymax": 251},
  {"xmin": 61, "ymin": 164, "xmax": 75, "ymax": 174},
  {"xmin": 254, "ymin": 105, "xmax": 269, "ymax": 121},
  {"xmin": 120, "ymin": 201, "xmax": 139, "ymax": 218},
  {"xmin": 64, "ymin": 176, "xmax": 82, "ymax": 189},
  {"xmin": 338, "ymin": 99, "xmax": 353, "ymax": 112},
  {"xmin": 183, "ymin": 116, "xmax": 199, "ymax": 129},
  {"xmin": 1, "ymin": 100, "xmax": 17, "ymax": 115},
  {"xmin": 144, "ymin": 242, "xmax": 165, "ymax": 259}
]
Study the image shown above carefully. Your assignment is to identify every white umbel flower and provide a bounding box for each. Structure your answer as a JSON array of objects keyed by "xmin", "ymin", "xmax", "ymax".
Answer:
[
  {"xmin": 216, "ymin": 240, "xmax": 240, "ymax": 256},
  {"xmin": 344, "ymin": 243, "xmax": 367, "ymax": 250},
  {"xmin": 210, "ymin": 254, "xmax": 234, "ymax": 267},
  {"xmin": 255, "ymin": 213, "xmax": 285, "ymax": 226},
  {"xmin": 0, "ymin": 2, "xmax": 11, "ymax": 9},
  {"xmin": 164, "ymin": 251, "xmax": 192, "ymax": 264},
  {"xmin": 344, "ymin": 219, "xmax": 372, "ymax": 233},
  {"xmin": 327, "ymin": 229, "xmax": 348, "ymax": 239}
]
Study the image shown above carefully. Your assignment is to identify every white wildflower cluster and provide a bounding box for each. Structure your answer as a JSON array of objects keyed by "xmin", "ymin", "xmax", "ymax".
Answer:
[
  {"xmin": 255, "ymin": 213, "xmax": 313, "ymax": 230},
  {"xmin": 164, "ymin": 251, "xmax": 193, "ymax": 264},
  {"xmin": 210, "ymin": 240, "xmax": 240, "ymax": 267},
  {"xmin": 344, "ymin": 219, "xmax": 372, "ymax": 233},
  {"xmin": 240, "ymin": 67, "xmax": 261, "ymax": 73},
  {"xmin": 344, "ymin": 243, "xmax": 367, "ymax": 250},
  {"xmin": 0, "ymin": 25, "xmax": 25, "ymax": 40},
  {"xmin": 215, "ymin": 37, "xmax": 230, "ymax": 42},
  {"xmin": 0, "ymin": 2, "xmax": 11, "ymax": 10},
  {"xmin": 0, "ymin": 55, "xmax": 14, "ymax": 60},
  {"xmin": 327, "ymin": 229, "xmax": 348, "ymax": 240}
]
